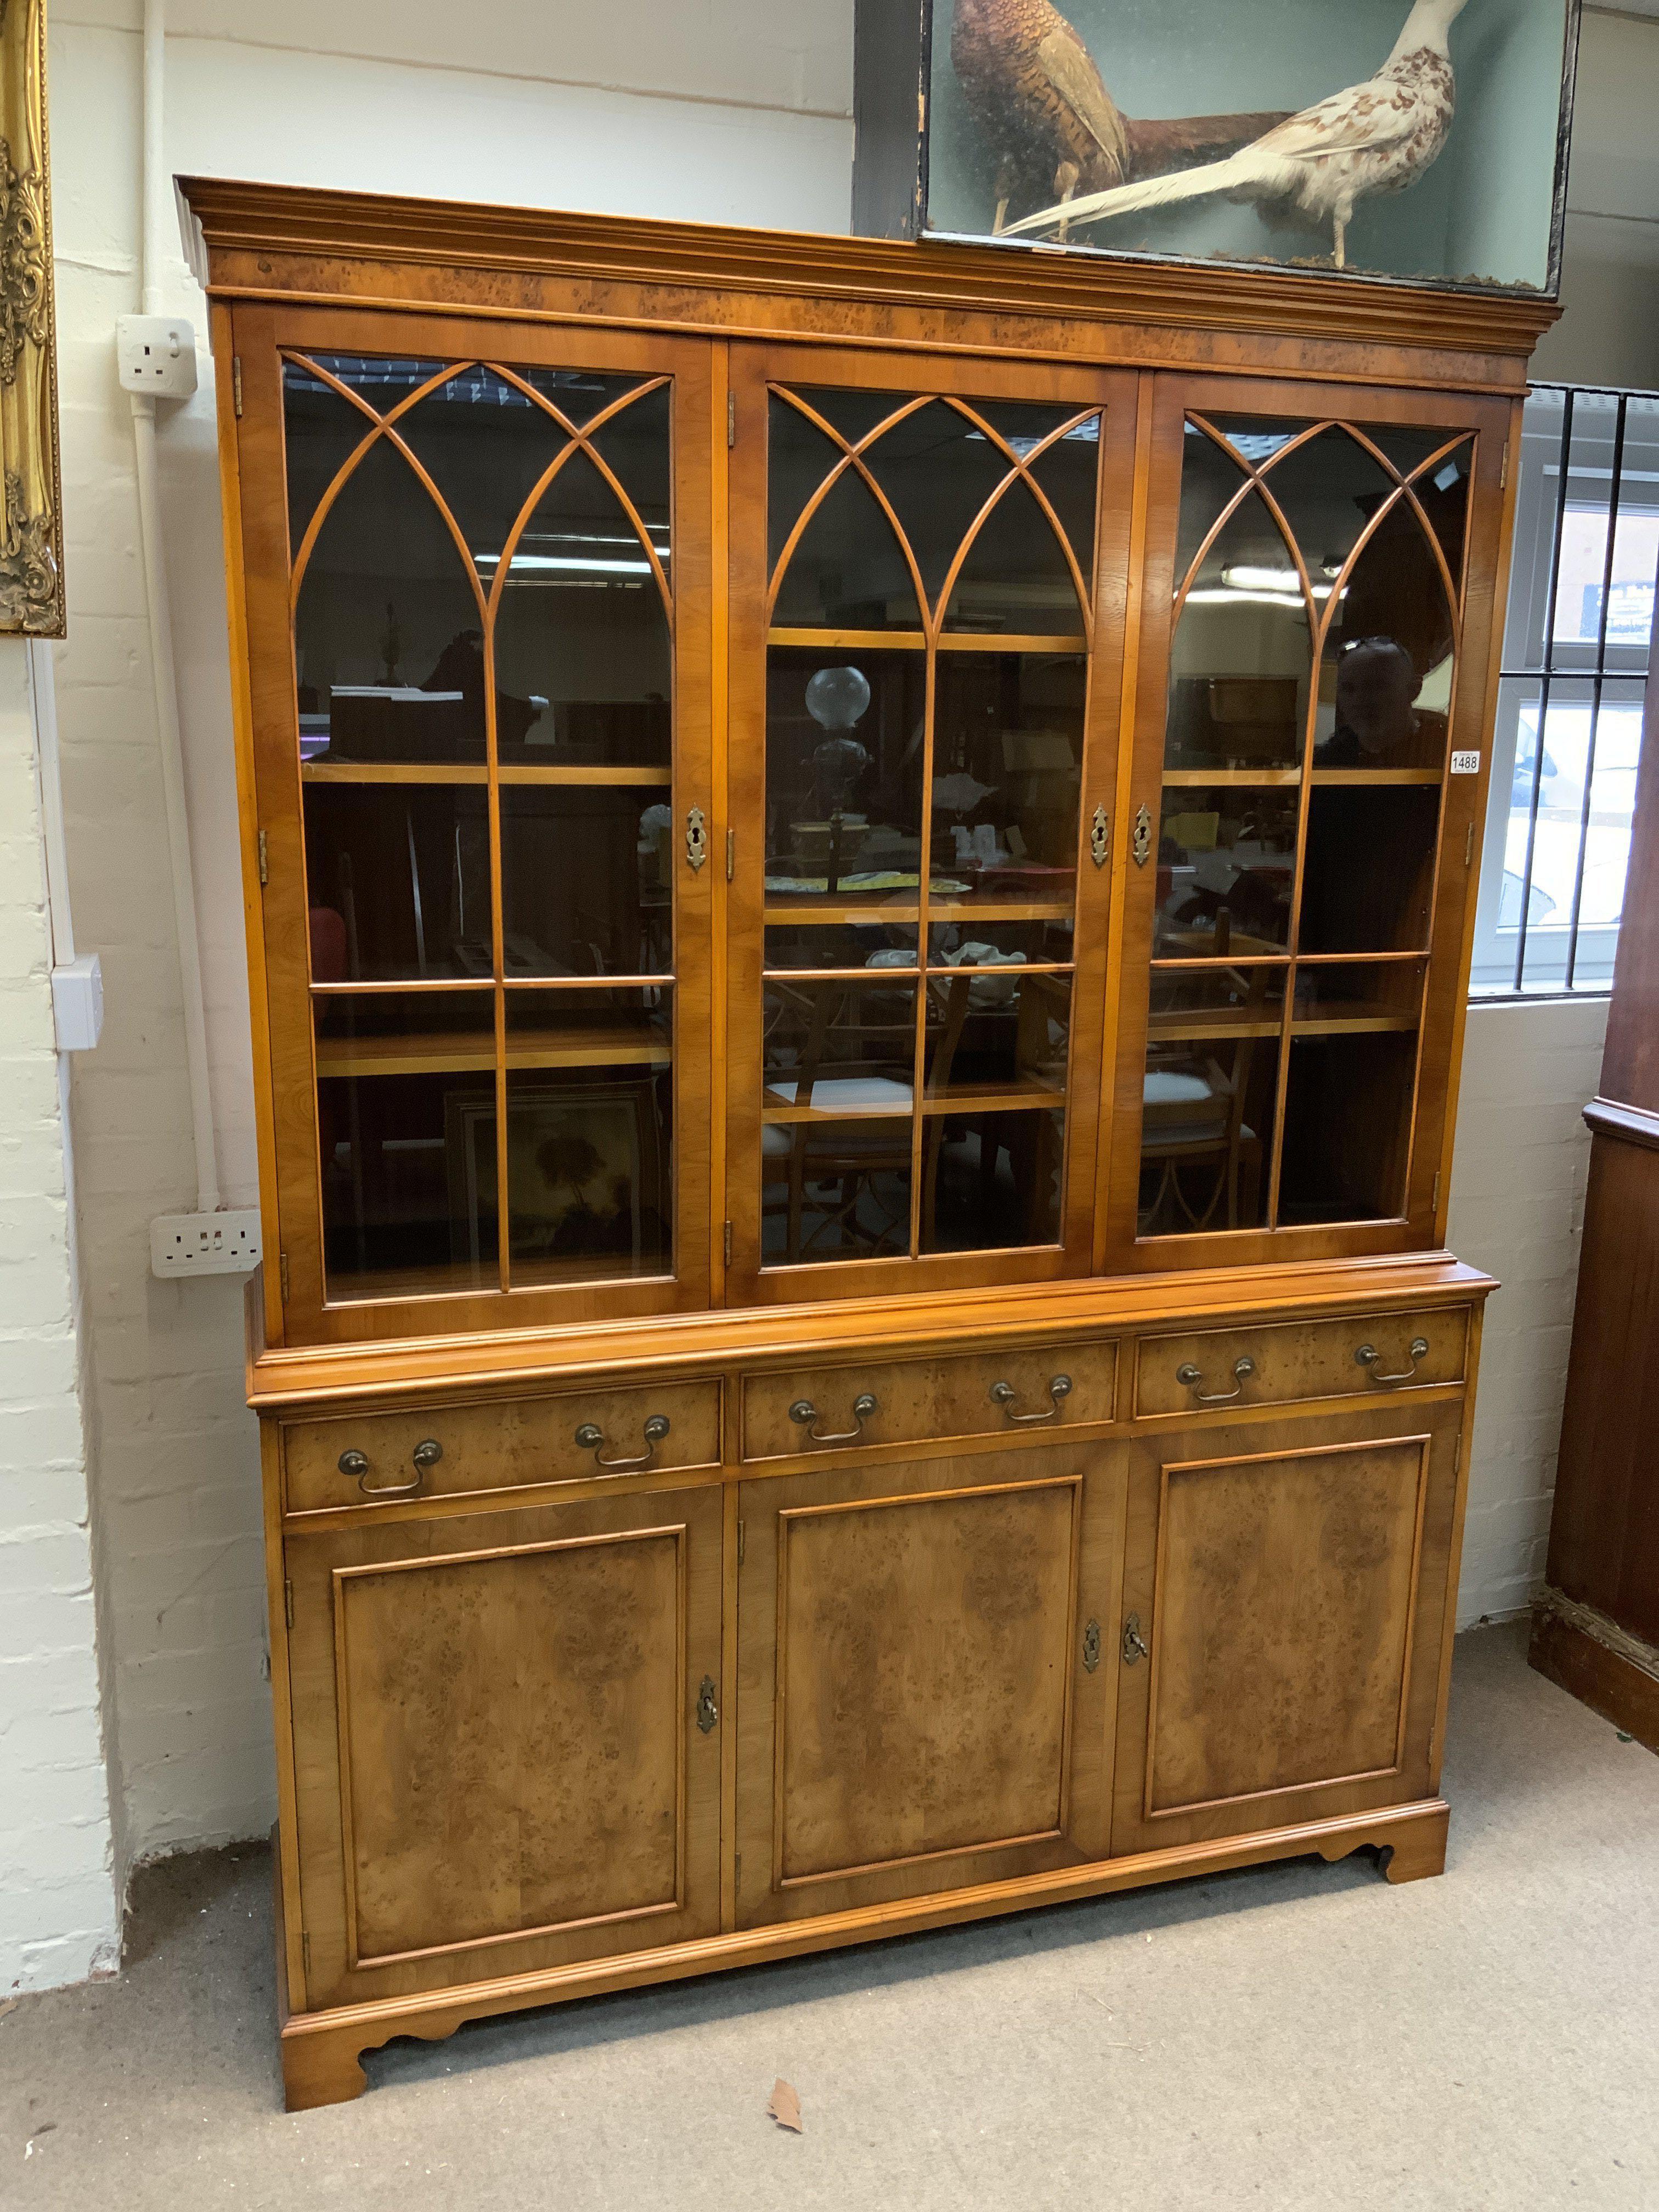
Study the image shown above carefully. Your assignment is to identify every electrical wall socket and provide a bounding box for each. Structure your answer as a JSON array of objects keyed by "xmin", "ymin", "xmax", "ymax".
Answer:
[
  {"xmin": 116, "ymin": 314, "xmax": 199, "ymax": 399},
  {"xmin": 150, "ymin": 1209, "xmax": 262, "ymax": 1279}
]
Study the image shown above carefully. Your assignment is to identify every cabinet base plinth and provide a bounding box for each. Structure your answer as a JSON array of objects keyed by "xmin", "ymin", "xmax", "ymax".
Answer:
[{"xmin": 273, "ymin": 1797, "xmax": 1449, "ymax": 2111}]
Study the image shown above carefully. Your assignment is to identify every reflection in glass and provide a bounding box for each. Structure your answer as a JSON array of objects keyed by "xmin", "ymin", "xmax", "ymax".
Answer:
[
  {"xmin": 396, "ymin": 365, "xmax": 572, "ymax": 573},
  {"xmin": 765, "ymin": 921, "xmax": 917, "ymax": 972},
  {"xmin": 492, "ymin": 444, "xmax": 672, "ymax": 767},
  {"xmin": 304, "ymin": 785, "xmax": 492, "ymax": 981},
  {"xmin": 499, "ymin": 785, "xmax": 673, "ymax": 977},
  {"xmin": 766, "ymin": 648, "xmax": 927, "ymax": 910},
  {"xmin": 923, "ymin": 967, "xmax": 1069, "ymax": 1104},
  {"xmin": 856, "ymin": 398, "xmax": 1014, "ymax": 611},
  {"xmin": 762, "ymin": 979, "xmax": 917, "ymax": 1118},
  {"xmin": 1148, "ymin": 962, "xmax": 1286, "ymax": 1039},
  {"xmin": 1154, "ymin": 786, "xmax": 1299, "ymax": 956},
  {"xmin": 1139, "ymin": 1017, "xmax": 1279, "ymax": 1238},
  {"xmin": 1291, "ymin": 960, "xmax": 1425, "ymax": 1030},
  {"xmin": 1167, "ymin": 488, "xmax": 1311, "ymax": 772},
  {"xmin": 1311, "ymin": 472, "xmax": 1457, "ymax": 775},
  {"xmin": 922, "ymin": 1106, "xmax": 1064, "ymax": 1253},
  {"xmin": 769, "ymin": 430, "xmax": 922, "ymax": 630},
  {"xmin": 501, "ymin": 988, "xmax": 673, "ymax": 1286},
  {"xmin": 293, "ymin": 432, "xmax": 487, "ymax": 765},
  {"xmin": 1278, "ymin": 1030, "xmax": 1419, "ymax": 1225},
  {"xmin": 314, "ymin": 990, "xmax": 497, "ymax": 1300},
  {"xmin": 283, "ymin": 357, "xmax": 393, "ymax": 557},
  {"xmin": 761, "ymin": 1119, "xmax": 913, "ymax": 1267},
  {"xmin": 932, "ymin": 654, "xmax": 1084, "ymax": 905},
  {"xmin": 929, "ymin": 915, "xmax": 1074, "ymax": 964},
  {"xmin": 1299, "ymin": 786, "xmax": 1440, "ymax": 953},
  {"xmin": 1248, "ymin": 425, "xmax": 1393, "ymax": 586},
  {"xmin": 761, "ymin": 977, "xmax": 914, "ymax": 1267}
]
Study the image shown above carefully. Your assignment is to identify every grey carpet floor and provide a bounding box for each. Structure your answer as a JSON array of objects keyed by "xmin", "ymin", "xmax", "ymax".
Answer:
[{"xmin": 4, "ymin": 1621, "xmax": 1656, "ymax": 2210}]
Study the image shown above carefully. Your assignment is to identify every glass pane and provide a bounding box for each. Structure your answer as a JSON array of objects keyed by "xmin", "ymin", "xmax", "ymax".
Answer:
[
  {"xmin": 1277, "ymin": 1030, "xmax": 1420, "ymax": 1225},
  {"xmin": 858, "ymin": 399, "xmax": 1011, "ymax": 613},
  {"xmin": 314, "ymin": 989, "xmax": 497, "ymax": 1300},
  {"xmin": 516, "ymin": 366, "xmax": 646, "ymax": 430},
  {"xmin": 1406, "ymin": 438, "xmax": 1473, "ymax": 593},
  {"xmin": 1148, "ymin": 962, "xmax": 1286, "ymax": 1043},
  {"xmin": 492, "ymin": 447, "xmax": 672, "ymax": 769},
  {"xmin": 1312, "ymin": 505, "xmax": 1456, "ymax": 776},
  {"xmin": 765, "ymin": 647, "xmax": 927, "ymax": 914},
  {"xmin": 770, "ymin": 461, "xmax": 924, "ymax": 630},
  {"xmin": 1167, "ymin": 491, "xmax": 1311, "ymax": 772},
  {"xmin": 929, "ymin": 916, "xmax": 1074, "ymax": 964},
  {"xmin": 1139, "ymin": 1023, "xmax": 1278, "ymax": 1238},
  {"xmin": 1254, "ymin": 425, "xmax": 1395, "ymax": 586},
  {"xmin": 396, "ymin": 364, "xmax": 569, "ymax": 571},
  {"xmin": 762, "ymin": 978, "xmax": 917, "ymax": 1119},
  {"xmin": 932, "ymin": 653, "xmax": 1084, "ymax": 911},
  {"xmin": 1154, "ymin": 785, "xmax": 1299, "ymax": 957},
  {"xmin": 1299, "ymin": 787, "xmax": 1440, "ymax": 954},
  {"xmin": 765, "ymin": 921, "xmax": 917, "ymax": 972},
  {"xmin": 943, "ymin": 473, "xmax": 1086, "ymax": 634},
  {"xmin": 303, "ymin": 784, "xmax": 491, "ymax": 981},
  {"xmin": 1175, "ymin": 420, "xmax": 1285, "ymax": 583},
  {"xmin": 502, "ymin": 987, "xmax": 673, "ymax": 1287},
  {"xmin": 922, "ymin": 1107, "xmax": 1064, "ymax": 1253},
  {"xmin": 761, "ymin": 1120, "xmax": 913, "ymax": 1268},
  {"xmin": 1021, "ymin": 411, "xmax": 1101, "ymax": 582},
  {"xmin": 768, "ymin": 393, "xmax": 844, "ymax": 576},
  {"xmin": 283, "ymin": 356, "xmax": 386, "ymax": 557},
  {"xmin": 923, "ymin": 968, "xmax": 1070, "ymax": 1106},
  {"xmin": 499, "ymin": 784, "xmax": 672, "ymax": 978},
  {"xmin": 294, "ymin": 435, "xmax": 486, "ymax": 765},
  {"xmin": 590, "ymin": 385, "xmax": 672, "ymax": 579}
]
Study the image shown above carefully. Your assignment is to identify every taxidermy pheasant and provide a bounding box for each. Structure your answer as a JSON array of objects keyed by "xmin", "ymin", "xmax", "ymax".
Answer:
[
  {"xmin": 1001, "ymin": 0, "xmax": 1467, "ymax": 267},
  {"xmin": 950, "ymin": 0, "xmax": 1291, "ymax": 236}
]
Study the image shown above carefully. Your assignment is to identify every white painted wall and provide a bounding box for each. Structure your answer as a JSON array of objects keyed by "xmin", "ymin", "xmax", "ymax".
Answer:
[
  {"xmin": 7, "ymin": 0, "xmax": 1649, "ymax": 1989},
  {"xmin": 0, "ymin": 641, "xmax": 121, "ymax": 1994}
]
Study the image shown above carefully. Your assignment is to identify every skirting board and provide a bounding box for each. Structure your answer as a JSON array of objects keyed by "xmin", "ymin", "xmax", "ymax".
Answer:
[{"xmin": 275, "ymin": 1797, "xmax": 1450, "ymax": 2112}]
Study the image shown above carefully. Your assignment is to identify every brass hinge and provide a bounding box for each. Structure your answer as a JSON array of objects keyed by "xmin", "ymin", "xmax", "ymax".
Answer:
[
  {"xmin": 725, "ymin": 826, "xmax": 735, "ymax": 882},
  {"xmin": 284, "ymin": 1578, "xmax": 294, "ymax": 1630},
  {"xmin": 723, "ymin": 1219, "xmax": 733, "ymax": 1268},
  {"xmin": 737, "ymin": 1518, "xmax": 746, "ymax": 1566},
  {"xmin": 727, "ymin": 392, "xmax": 736, "ymax": 448},
  {"xmin": 232, "ymin": 356, "xmax": 243, "ymax": 418},
  {"xmin": 278, "ymin": 1250, "xmax": 290, "ymax": 1304},
  {"xmin": 257, "ymin": 827, "xmax": 268, "ymax": 886}
]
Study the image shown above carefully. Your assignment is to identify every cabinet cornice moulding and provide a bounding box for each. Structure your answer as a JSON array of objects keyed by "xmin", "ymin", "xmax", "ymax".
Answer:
[{"xmin": 177, "ymin": 177, "xmax": 1559, "ymax": 394}]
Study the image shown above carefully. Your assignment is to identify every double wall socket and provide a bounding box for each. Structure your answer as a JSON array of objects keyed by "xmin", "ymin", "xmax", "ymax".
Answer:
[
  {"xmin": 150, "ymin": 1209, "xmax": 262, "ymax": 1279},
  {"xmin": 116, "ymin": 314, "xmax": 199, "ymax": 399}
]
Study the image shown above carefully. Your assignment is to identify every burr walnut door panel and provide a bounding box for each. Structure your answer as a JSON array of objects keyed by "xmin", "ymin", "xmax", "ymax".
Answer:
[
  {"xmin": 284, "ymin": 1483, "xmax": 723, "ymax": 2008},
  {"xmin": 734, "ymin": 1444, "xmax": 1128, "ymax": 1927},
  {"xmin": 1111, "ymin": 1403, "xmax": 1465, "ymax": 1857}
]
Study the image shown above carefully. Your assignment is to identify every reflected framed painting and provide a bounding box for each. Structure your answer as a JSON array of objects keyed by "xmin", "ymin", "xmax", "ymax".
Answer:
[{"xmin": 853, "ymin": 0, "xmax": 1580, "ymax": 295}]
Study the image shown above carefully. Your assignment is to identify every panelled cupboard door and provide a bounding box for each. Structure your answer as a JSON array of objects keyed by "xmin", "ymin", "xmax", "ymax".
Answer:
[
  {"xmin": 1111, "ymin": 1403, "xmax": 1464, "ymax": 1857},
  {"xmin": 227, "ymin": 303, "xmax": 716, "ymax": 1346},
  {"xmin": 723, "ymin": 342, "xmax": 1140, "ymax": 1305},
  {"xmin": 735, "ymin": 1445, "xmax": 1127, "ymax": 1927},
  {"xmin": 1099, "ymin": 372, "xmax": 1513, "ymax": 1276},
  {"xmin": 284, "ymin": 1485, "xmax": 723, "ymax": 2007}
]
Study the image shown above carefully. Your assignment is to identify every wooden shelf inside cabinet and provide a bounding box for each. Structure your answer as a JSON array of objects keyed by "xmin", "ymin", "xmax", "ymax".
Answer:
[
  {"xmin": 315, "ymin": 1029, "xmax": 672, "ymax": 1078},
  {"xmin": 1162, "ymin": 769, "xmax": 1302, "ymax": 788},
  {"xmin": 1309, "ymin": 769, "xmax": 1445, "ymax": 787},
  {"xmin": 300, "ymin": 761, "xmax": 673, "ymax": 787}
]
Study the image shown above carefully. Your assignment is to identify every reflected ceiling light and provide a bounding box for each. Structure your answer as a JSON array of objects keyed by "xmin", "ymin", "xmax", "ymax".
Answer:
[
  {"xmin": 1221, "ymin": 564, "xmax": 1301, "ymax": 592},
  {"xmin": 474, "ymin": 552, "xmax": 653, "ymax": 574}
]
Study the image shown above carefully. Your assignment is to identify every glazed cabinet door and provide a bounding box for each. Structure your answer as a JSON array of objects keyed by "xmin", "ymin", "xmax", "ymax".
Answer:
[
  {"xmin": 734, "ymin": 1443, "xmax": 1127, "ymax": 1927},
  {"xmin": 227, "ymin": 305, "xmax": 717, "ymax": 1345},
  {"xmin": 284, "ymin": 1483, "xmax": 723, "ymax": 2008},
  {"xmin": 723, "ymin": 343, "xmax": 1139, "ymax": 1302},
  {"xmin": 1101, "ymin": 373, "xmax": 1514, "ymax": 1273},
  {"xmin": 1111, "ymin": 1402, "xmax": 1465, "ymax": 1857}
]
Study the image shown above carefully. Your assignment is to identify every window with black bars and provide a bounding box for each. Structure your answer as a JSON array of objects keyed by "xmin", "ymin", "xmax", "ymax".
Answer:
[{"xmin": 1471, "ymin": 383, "xmax": 1658, "ymax": 997}]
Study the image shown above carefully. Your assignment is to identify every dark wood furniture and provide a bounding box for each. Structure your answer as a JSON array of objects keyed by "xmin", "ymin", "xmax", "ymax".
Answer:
[
  {"xmin": 1530, "ymin": 614, "xmax": 1659, "ymax": 1751},
  {"xmin": 180, "ymin": 176, "xmax": 1555, "ymax": 2110}
]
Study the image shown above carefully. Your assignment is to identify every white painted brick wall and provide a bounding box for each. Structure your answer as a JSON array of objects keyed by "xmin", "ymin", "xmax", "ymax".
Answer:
[
  {"xmin": 1446, "ymin": 997, "xmax": 1610, "ymax": 1627},
  {"xmin": 0, "ymin": 641, "xmax": 120, "ymax": 1994}
]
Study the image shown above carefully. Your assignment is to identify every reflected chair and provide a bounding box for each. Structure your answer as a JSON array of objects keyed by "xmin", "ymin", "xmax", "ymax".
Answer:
[
  {"xmin": 1139, "ymin": 967, "xmax": 1271, "ymax": 1232},
  {"xmin": 761, "ymin": 980, "xmax": 917, "ymax": 1263}
]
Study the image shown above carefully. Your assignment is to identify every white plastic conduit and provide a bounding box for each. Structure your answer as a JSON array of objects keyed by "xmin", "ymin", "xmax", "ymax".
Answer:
[{"xmin": 133, "ymin": 0, "xmax": 219, "ymax": 1215}]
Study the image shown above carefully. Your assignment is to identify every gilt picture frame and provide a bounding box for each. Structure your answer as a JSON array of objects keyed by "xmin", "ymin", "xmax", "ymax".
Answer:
[
  {"xmin": 0, "ymin": 0, "xmax": 63, "ymax": 635},
  {"xmin": 853, "ymin": 0, "xmax": 1581, "ymax": 300}
]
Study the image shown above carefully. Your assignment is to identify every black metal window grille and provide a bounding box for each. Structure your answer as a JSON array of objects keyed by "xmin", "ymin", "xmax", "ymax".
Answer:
[{"xmin": 1471, "ymin": 382, "xmax": 1658, "ymax": 998}]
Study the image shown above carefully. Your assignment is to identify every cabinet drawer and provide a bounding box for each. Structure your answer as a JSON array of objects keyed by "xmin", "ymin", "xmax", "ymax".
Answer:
[
  {"xmin": 283, "ymin": 1381, "xmax": 723, "ymax": 1514},
  {"xmin": 1133, "ymin": 1307, "xmax": 1468, "ymax": 1420},
  {"xmin": 742, "ymin": 1340, "xmax": 1117, "ymax": 1462}
]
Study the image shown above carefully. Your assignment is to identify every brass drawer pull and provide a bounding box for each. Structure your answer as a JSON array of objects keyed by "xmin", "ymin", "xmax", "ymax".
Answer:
[
  {"xmin": 1355, "ymin": 1338, "xmax": 1430, "ymax": 1387},
  {"xmin": 339, "ymin": 1438, "xmax": 441, "ymax": 1498},
  {"xmin": 1176, "ymin": 1356, "xmax": 1255, "ymax": 1404},
  {"xmin": 575, "ymin": 1414, "xmax": 670, "ymax": 1471},
  {"xmin": 990, "ymin": 1374, "xmax": 1073, "ymax": 1425},
  {"xmin": 789, "ymin": 1393, "xmax": 878, "ymax": 1445}
]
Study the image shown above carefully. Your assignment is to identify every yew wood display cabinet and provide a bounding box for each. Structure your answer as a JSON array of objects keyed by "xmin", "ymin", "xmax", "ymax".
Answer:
[{"xmin": 180, "ymin": 176, "xmax": 1554, "ymax": 2110}]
